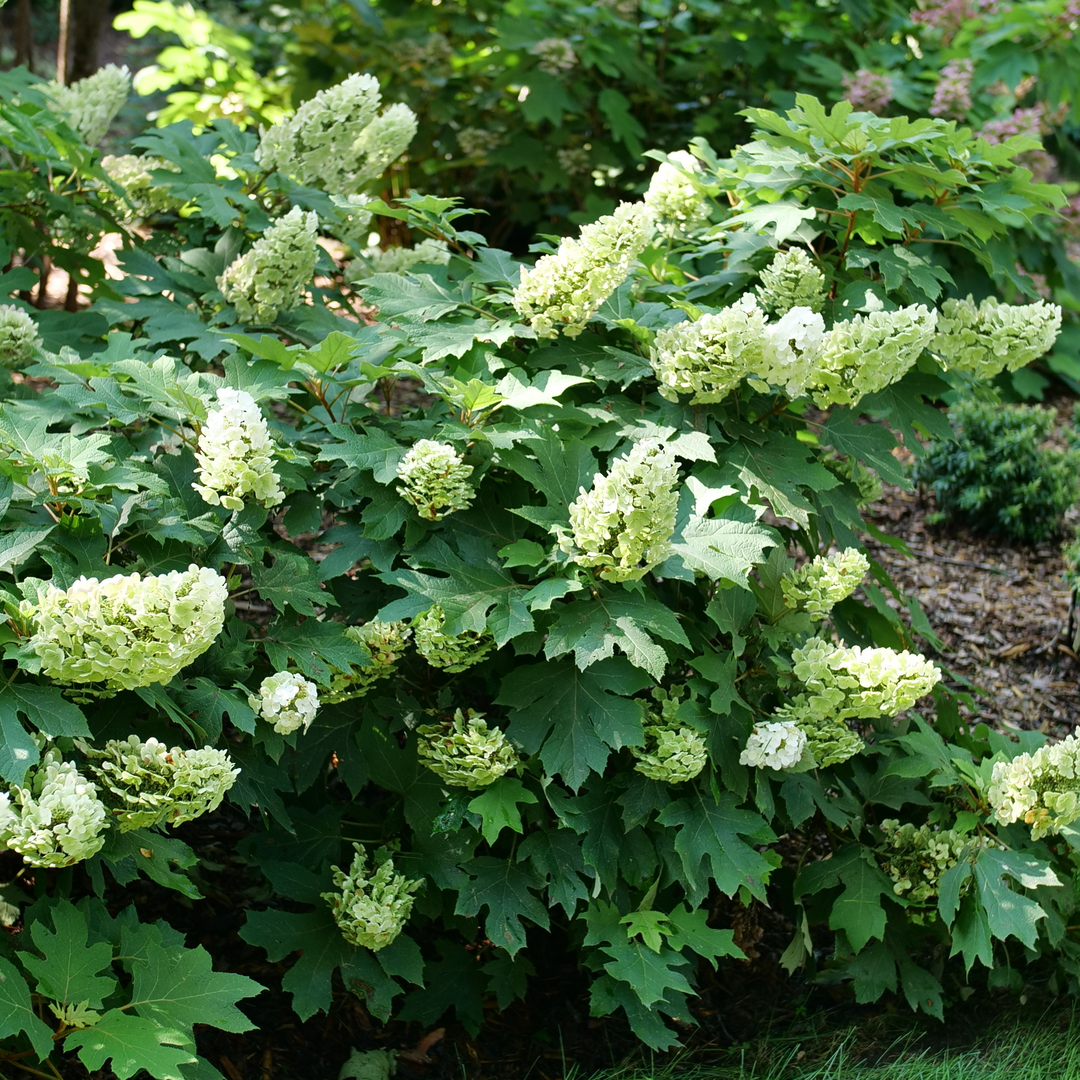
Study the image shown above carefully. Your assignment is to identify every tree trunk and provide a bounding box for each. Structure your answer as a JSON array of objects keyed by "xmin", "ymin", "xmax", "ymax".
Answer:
[
  {"xmin": 69, "ymin": 0, "xmax": 112, "ymax": 83},
  {"xmin": 57, "ymin": 0, "xmax": 71, "ymax": 85},
  {"xmin": 14, "ymin": 0, "xmax": 33, "ymax": 72}
]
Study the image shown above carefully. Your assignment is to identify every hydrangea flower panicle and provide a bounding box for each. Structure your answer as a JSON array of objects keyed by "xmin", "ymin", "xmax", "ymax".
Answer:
[
  {"xmin": 248, "ymin": 671, "xmax": 320, "ymax": 735},
  {"xmin": 322, "ymin": 844, "xmax": 421, "ymax": 950},
  {"xmin": 0, "ymin": 305, "xmax": 41, "ymax": 368},
  {"xmin": 395, "ymin": 440, "xmax": 474, "ymax": 520},
  {"xmin": 416, "ymin": 709, "xmax": 519, "ymax": 789},
  {"xmin": 644, "ymin": 150, "xmax": 711, "ymax": 238},
  {"xmin": 46, "ymin": 64, "xmax": 130, "ymax": 145},
  {"xmin": 413, "ymin": 605, "xmax": 494, "ymax": 671}
]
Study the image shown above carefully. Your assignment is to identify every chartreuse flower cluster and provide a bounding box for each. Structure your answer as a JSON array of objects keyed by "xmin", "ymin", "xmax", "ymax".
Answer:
[
  {"xmin": 781, "ymin": 548, "xmax": 870, "ymax": 621},
  {"xmin": 933, "ymin": 296, "xmax": 1062, "ymax": 379},
  {"xmin": 644, "ymin": 151, "xmax": 711, "ymax": 239},
  {"xmin": 631, "ymin": 688, "xmax": 707, "ymax": 783},
  {"xmin": 322, "ymin": 844, "xmax": 422, "ymax": 951},
  {"xmin": 740, "ymin": 720, "xmax": 809, "ymax": 770},
  {"xmin": 0, "ymin": 750, "xmax": 106, "ymax": 868},
  {"xmin": 193, "ymin": 388, "xmax": 284, "ymax": 511},
  {"xmin": 512, "ymin": 201, "xmax": 653, "ymax": 338},
  {"xmin": 989, "ymin": 732, "xmax": 1080, "ymax": 839},
  {"xmin": 0, "ymin": 305, "xmax": 40, "ymax": 367},
  {"xmin": 560, "ymin": 437, "xmax": 680, "ymax": 582},
  {"xmin": 79, "ymin": 736, "xmax": 238, "ymax": 832},
  {"xmin": 766, "ymin": 638, "xmax": 940, "ymax": 768},
  {"xmin": 347, "ymin": 239, "xmax": 451, "ymax": 279},
  {"xmin": 417, "ymin": 709, "xmax": 519, "ymax": 789},
  {"xmin": 326, "ymin": 621, "xmax": 412, "ymax": 703},
  {"xmin": 876, "ymin": 819, "xmax": 988, "ymax": 919},
  {"xmin": 28, "ymin": 566, "xmax": 228, "ymax": 692},
  {"xmin": 46, "ymin": 64, "xmax": 130, "ymax": 145},
  {"xmin": 218, "ymin": 206, "xmax": 319, "ymax": 325},
  {"xmin": 413, "ymin": 604, "xmax": 494, "ymax": 671},
  {"xmin": 396, "ymin": 440, "xmax": 475, "ymax": 520},
  {"xmin": 248, "ymin": 672, "xmax": 320, "ymax": 736},
  {"xmin": 101, "ymin": 154, "xmax": 182, "ymax": 222},
  {"xmin": 756, "ymin": 249, "xmax": 827, "ymax": 316},
  {"xmin": 256, "ymin": 74, "xmax": 417, "ymax": 195}
]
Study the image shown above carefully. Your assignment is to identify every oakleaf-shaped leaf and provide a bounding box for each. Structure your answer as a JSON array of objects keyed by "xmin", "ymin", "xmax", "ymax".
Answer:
[
  {"xmin": 0, "ymin": 956, "xmax": 56, "ymax": 1061},
  {"xmin": 65, "ymin": 1011, "xmax": 196, "ymax": 1080},
  {"xmin": 22, "ymin": 899, "xmax": 116, "ymax": 1009}
]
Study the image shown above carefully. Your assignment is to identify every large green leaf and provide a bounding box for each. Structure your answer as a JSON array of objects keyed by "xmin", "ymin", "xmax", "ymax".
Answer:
[
  {"xmin": 454, "ymin": 856, "xmax": 551, "ymax": 956},
  {"xmin": 66, "ymin": 1011, "xmax": 197, "ymax": 1080},
  {"xmin": 21, "ymin": 899, "xmax": 116, "ymax": 1009}
]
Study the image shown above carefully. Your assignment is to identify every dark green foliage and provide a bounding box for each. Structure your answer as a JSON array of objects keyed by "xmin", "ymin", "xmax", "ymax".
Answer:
[{"xmin": 914, "ymin": 398, "xmax": 1080, "ymax": 544}]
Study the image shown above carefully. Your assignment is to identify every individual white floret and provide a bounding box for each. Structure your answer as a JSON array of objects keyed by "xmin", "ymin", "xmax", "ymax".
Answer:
[
  {"xmin": 781, "ymin": 548, "xmax": 870, "ymax": 621},
  {"xmin": 81, "ymin": 735, "xmax": 239, "ymax": 832},
  {"xmin": 248, "ymin": 671, "xmax": 320, "ymax": 736},
  {"xmin": 395, "ymin": 439, "xmax": 474, "ymax": 521},
  {"xmin": 416, "ymin": 709, "xmax": 519, "ymax": 789},
  {"xmin": 323, "ymin": 844, "xmax": 421, "ymax": 951},
  {"xmin": 560, "ymin": 437, "xmax": 680, "ymax": 582},
  {"xmin": 756, "ymin": 248, "xmax": 827, "ymax": 315},
  {"xmin": 193, "ymin": 387, "xmax": 283, "ymax": 511},
  {"xmin": 46, "ymin": 64, "xmax": 130, "ymax": 145},
  {"xmin": 810, "ymin": 305, "xmax": 938, "ymax": 408},
  {"xmin": 28, "ymin": 566, "xmax": 228, "ymax": 692},
  {"xmin": 740, "ymin": 721, "xmax": 808, "ymax": 770},
  {"xmin": 512, "ymin": 202, "xmax": 652, "ymax": 338},
  {"xmin": 644, "ymin": 150, "xmax": 711, "ymax": 239},
  {"xmin": 413, "ymin": 605, "xmax": 494, "ymax": 671},
  {"xmin": 218, "ymin": 206, "xmax": 319, "ymax": 325},
  {"xmin": 933, "ymin": 295, "xmax": 1062, "ymax": 378},
  {"xmin": 989, "ymin": 732, "xmax": 1080, "ymax": 839},
  {"xmin": 2, "ymin": 751, "xmax": 107, "ymax": 868},
  {"xmin": 0, "ymin": 305, "xmax": 41, "ymax": 367}
]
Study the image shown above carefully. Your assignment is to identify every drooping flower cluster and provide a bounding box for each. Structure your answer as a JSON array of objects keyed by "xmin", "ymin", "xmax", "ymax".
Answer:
[
  {"xmin": 932, "ymin": 295, "xmax": 1062, "ymax": 378},
  {"xmin": 256, "ymin": 74, "xmax": 417, "ymax": 194},
  {"xmin": 560, "ymin": 437, "xmax": 680, "ymax": 582},
  {"xmin": 841, "ymin": 69, "xmax": 894, "ymax": 114},
  {"xmin": 457, "ymin": 127, "xmax": 502, "ymax": 158},
  {"xmin": 326, "ymin": 621, "xmax": 412, "ymax": 703},
  {"xmin": 0, "ymin": 751, "xmax": 106, "ymax": 868},
  {"xmin": 810, "ymin": 305, "xmax": 937, "ymax": 408},
  {"xmin": 512, "ymin": 202, "xmax": 652, "ymax": 338},
  {"xmin": 80, "ymin": 736, "xmax": 238, "ymax": 832},
  {"xmin": 416, "ymin": 709, "xmax": 519, "ymax": 789},
  {"xmin": 740, "ymin": 720, "xmax": 808, "ymax": 770},
  {"xmin": 989, "ymin": 732, "xmax": 1080, "ymax": 839},
  {"xmin": 29, "ymin": 566, "xmax": 228, "ymax": 692},
  {"xmin": 756, "ymin": 249, "xmax": 827, "ymax": 316},
  {"xmin": 248, "ymin": 672, "xmax": 320, "ymax": 736},
  {"xmin": 395, "ymin": 439, "xmax": 474, "ymax": 521},
  {"xmin": 413, "ymin": 605, "xmax": 494, "ymax": 671},
  {"xmin": 876, "ymin": 819, "xmax": 987, "ymax": 917},
  {"xmin": 929, "ymin": 59, "xmax": 975, "ymax": 119},
  {"xmin": 46, "ymin": 64, "xmax": 131, "ymax": 145},
  {"xmin": 631, "ymin": 688, "xmax": 707, "ymax": 783},
  {"xmin": 322, "ymin": 844, "xmax": 422, "ymax": 951},
  {"xmin": 101, "ymin": 154, "xmax": 182, "ymax": 222},
  {"xmin": 781, "ymin": 548, "xmax": 870, "ymax": 621},
  {"xmin": 644, "ymin": 151, "xmax": 711, "ymax": 239},
  {"xmin": 0, "ymin": 305, "xmax": 40, "ymax": 367},
  {"xmin": 193, "ymin": 387, "xmax": 284, "ymax": 511},
  {"xmin": 530, "ymin": 38, "xmax": 577, "ymax": 74},
  {"xmin": 218, "ymin": 206, "xmax": 319, "ymax": 325}
]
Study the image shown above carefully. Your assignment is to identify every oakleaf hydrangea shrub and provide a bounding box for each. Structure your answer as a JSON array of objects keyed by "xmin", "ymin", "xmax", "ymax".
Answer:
[
  {"xmin": 3, "ymin": 83, "xmax": 1080, "ymax": 1074},
  {"xmin": 913, "ymin": 397, "xmax": 1080, "ymax": 543}
]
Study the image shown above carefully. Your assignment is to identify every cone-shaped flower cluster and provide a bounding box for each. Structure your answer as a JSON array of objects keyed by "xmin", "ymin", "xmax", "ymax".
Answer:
[
  {"xmin": 876, "ymin": 819, "xmax": 985, "ymax": 915},
  {"xmin": 0, "ymin": 305, "xmax": 40, "ymax": 368},
  {"xmin": 193, "ymin": 387, "xmax": 283, "ymax": 511},
  {"xmin": 396, "ymin": 440, "xmax": 474, "ymax": 521},
  {"xmin": 561, "ymin": 437, "xmax": 679, "ymax": 582},
  {"xmin": 631, "ymin": 688, "xmax": 707, "ymax": 783},
  {"xmin": 101, "ymin": 154, "xmax": 181, "ymax": 222},
  {"xmin": 256, "ymin": 74, "xmax": 417, "ymax": 194},
  {"xmin": 933, "ymin": 295, "xmax": 1062, "ymax": 379},
  {"xmin": 740, "ymin": 720, "xmax": 808, "ymax": 770},
  {"xmin": 326, "ymin": 621, "xmax": 412, "ymax": 703},
  {"xmin": 29, "ymin": 566, "xmax": 228, "ymax": 692},
  {"xmin": 0, "ymin": 750, "xmax": 106, "ymax": 867},
  {"xmin": 46, "ymin": 64, "xmax": 130, "ymax": 145},
  {"xmin": 322, "ymin": 844, "xmax": 422, "ymax": 951},
  {"xmin": 512, "ymin": 202, "xmax": 652, "ymax": 338},
  {"xmin": 989, "ymin": 732, "xmax": 1080, "ymax": 839},
  {"xmin": 413, "ymin": 604, "xmax": 494, "ymax": 671},
  {"xmin": 644, "ymin": 151, "xmax": 711, "ymax": 239},
  {"xmin": 417, "ymin": 709, "xmax": 519, "ymax": 789},
  {"xmin": 218, "ymin": 206, "xmax": 319, "ymax": 325},
  {"xmin": 80, "ymin": 736, "xmax": 238, "ymax": 832},
  {"xmin": 756, "ymin": 249, "xmax": 827, "ymax": 316},
  {"xmin": 248, "ymin": 671, "xmax": 320, "ymax": 736},
  {"xmin": 781, "ymin": 548, "xmax": 869, "ymax": 621}
]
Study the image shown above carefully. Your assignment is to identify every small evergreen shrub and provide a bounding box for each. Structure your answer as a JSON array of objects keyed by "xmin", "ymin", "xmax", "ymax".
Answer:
[{"xmin": 914, "ymin": 398, "xmax": 1080, "ymax": 544}]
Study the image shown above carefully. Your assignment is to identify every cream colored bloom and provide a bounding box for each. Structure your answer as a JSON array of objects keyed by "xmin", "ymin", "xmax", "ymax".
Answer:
[
  {"xmin": 396, "ymin": 439, "xmax": 474, "ymax": 520},
  {"xmin": 46, "ymin": 64, "xmax": 130, "ymax": 144},
  {"xmin": 413, "ymin": 604, "xmax": 494, "ymax": 671},
  {"xmin": 644, "ymin": 150, "xmax": 710, "ymax": 238},
  {"xmin": 781, "ymin": 548, "xmax": 869, "ymax": 621},
  {"xmin": 326, "ymin": 621, "xmax": 412, "ymax": 703},
  {"xmin": 322, "ymin": 844, "xmax": 421, "ymax": 951},
  {"xmin": 740, "ymin": 720, "xmax": 807, "ymax": 770},
  {"xmin": 756, "ymin": 248, "xmax": 827, "ymax": 316},
  {"xmin": 0, "ymin": 305, "xmax": 40, "ymax": 367},
  {"xmin": 248, "ymin": 671, "xmax": 320, "ymax": 736},
  {"xmin": 416, "ymin": 709, "xmax": 519, "ymax": 789},
  {"xmin": 989, "ymin": 732, "xmax": 1080, "ymax": 839},
  {"xmin": 631, "ymin": 688, "xmax": 707, "ymax": 782}
]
